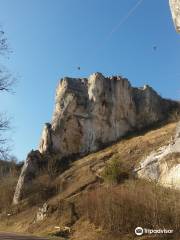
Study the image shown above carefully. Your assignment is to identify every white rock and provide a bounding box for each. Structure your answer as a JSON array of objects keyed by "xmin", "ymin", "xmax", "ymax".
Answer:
[
  {"xmin": 38, "ymin": 73, "xmax": 173, "ymax": 157},
  {"xmin": 13, "ymin": 150, "xmax": 42, "ymax": 205},
  {"xmin": 135, "ymin": 121, "xmax": 180, "ymax": 189},
  {"xmin": 36, "ymin": 203, "xmax": 48, "ymax": 222},
  {"xmin": 169, "ymin": 0, "xmax": 180, "ymax": 33}
]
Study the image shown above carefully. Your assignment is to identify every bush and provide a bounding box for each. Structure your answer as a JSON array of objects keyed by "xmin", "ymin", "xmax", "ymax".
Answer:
[
  {"xmin": 102, "ymin": 157, "xmax": 131, "ymax": 184},
  {"xmin": 0, "ymin": 158, "xmax": 22, "ymax": 178},
  {"xmin": 0, "ymin": 158, "xmax": 21, "ymax": 212},
  {"xmin": 167, "ymin": 106, "xmax": 180, "ymax": 122},
  {"xmin": 81, "ymin": 180, "xmax": 180, "ymax": 235},
  {"xmin": 0, "ymin": 176, "xmax": 18, "ymax": 212},
  {"xmin": 23, "ymin": 174, "xmax": 56, "ymax": 206},
  {"xmin": 41, "ymin": 153, "xmax": 71, "ymax": 179}
]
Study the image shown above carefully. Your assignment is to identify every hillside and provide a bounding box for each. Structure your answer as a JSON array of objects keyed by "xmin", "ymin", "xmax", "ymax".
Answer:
[
  {"xmin": 1, "ymin": 120, "xmax": 180, "ymax": 239},
  {"xmin": 13, "ymin": 73, "xmax": 179, "ymax": 205}
]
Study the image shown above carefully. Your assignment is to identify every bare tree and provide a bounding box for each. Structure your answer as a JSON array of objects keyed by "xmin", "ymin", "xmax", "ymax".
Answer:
[
  {"xmin": 0, "ymin": 28, "xmax": 14, "ymax": 158},
  {"xmin": 0, "ymin": 29, "xmax": 14, "ymax": 92},
  {"xmin": 0, "ymin": 114, "xmax": 10, "ymax": 158},
  {"xmin": 0, "ymin": 70, "xmax": 14, "ymax": 92},
  {"xmin": 0, "ymin": 30, "xmax": 8, "ymax": 55}
]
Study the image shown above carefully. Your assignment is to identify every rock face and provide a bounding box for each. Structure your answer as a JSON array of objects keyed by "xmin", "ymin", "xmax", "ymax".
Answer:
[
  {"xmin": 13, "ymin": 73, "xmax": 178, "ymax": 204},
  {"xmin": 135, "ymin": 122, "xmax": 180, "ymax": 189},
  {"xmin": 36, "ymin": 203, "xmax": 48, "ymax": 222},
  {"xmin": 169, "ymin": 0, "xmax": 180, "ymax": 33},
  {"xmin": 13, "ymin": 150, "xmax": 42, "ymax": 205},
  {"xmin": 39, "ymin": 73, "xmax": 175, "ymax": 156}
]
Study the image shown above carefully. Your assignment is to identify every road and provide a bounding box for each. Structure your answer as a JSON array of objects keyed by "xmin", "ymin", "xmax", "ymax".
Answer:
[{"xmin": 0, "ymin": 232, "xmax": 49, "ymax": 240}]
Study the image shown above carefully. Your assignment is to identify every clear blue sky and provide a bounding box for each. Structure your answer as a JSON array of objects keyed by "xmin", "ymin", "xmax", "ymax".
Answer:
[{"xmin": 0, "ymin": 0, "xmax": 180, "ymax": 161}]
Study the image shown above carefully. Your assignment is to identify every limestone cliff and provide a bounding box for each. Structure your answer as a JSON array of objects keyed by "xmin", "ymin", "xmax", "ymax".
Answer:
[
  {"xmin": 169, "ymin": 0, "xmax": 180, "ymax": 33},
  {"xmin": 39, "ymin": 73, "xmax": 175, "ymax": 156},
  {"xmin": 13, "ymin": 73, "xmax": 179, "ymax": 204}
]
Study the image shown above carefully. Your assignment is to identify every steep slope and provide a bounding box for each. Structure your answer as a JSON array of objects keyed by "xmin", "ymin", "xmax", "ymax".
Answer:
[
  {"xmin": 48, "ymin": 122, "xmax": 177, "ymax": 203},
  {"xmin": 1, "ymin": 121, "xmax": 180, "ymax": 240}
]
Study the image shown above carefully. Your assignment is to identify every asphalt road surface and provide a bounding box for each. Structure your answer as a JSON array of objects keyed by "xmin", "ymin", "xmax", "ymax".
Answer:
[{"xmin": 0, "ymin": 232, "xmax": 49, "ymax": 240}]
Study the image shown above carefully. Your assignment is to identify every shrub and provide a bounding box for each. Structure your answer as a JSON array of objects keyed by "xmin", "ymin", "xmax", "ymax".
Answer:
[
  {"xmin": 23, "ymin": 174, "xmax": 56, "ymax": 206},
  {"xmin": 80, "ymin": 180, "xmax": 180, "ymax": 235},
  {"xmin": 0, "ymin": 176, "xmax": 18, "ymax": 212},
  {"xmin": 102, "ymin": 157, "xmax": 131, "ymax": 184},
  {"xmin": 0, "ymin": 158, "xmax": 22, "ymax": 212},
  {"xmin": 167, "ymin": 106, "xmax": 180, "ymax": 122},
  {"xmin": 41, "ymin": 153, "xmax": 71, "ymax": 179},
  {"xmin": 0, "ymin": 158, "xmax": 22, "ymax": 178}
]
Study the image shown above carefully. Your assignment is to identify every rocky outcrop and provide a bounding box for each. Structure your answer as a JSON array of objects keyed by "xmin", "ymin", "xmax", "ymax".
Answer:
[
  {"xmin": 36, "ymin": 203, "xmax": 48, "ymax": 222},
  {"xmin": 135, "ymin": 121, "xmax": 180, "ymax": 189},
  {"xmin": 39, "ymin": 73, "xmax": 135, "ymax": 155},
  {"xmin": 169, "ymin": 0, "xmax": 180, "ymax": 33},
  {"xmin": 13, "ymin": 73, "xmax": 179, "ymax": 204},
  {"xmin": 13, "ymin": 150, "xmax": 42, "ymax": 205},
  {"xmin": 39, "ymin": 73, "xmax": 176, "ymax": 157},
  {"xmin": 39, "ymin": 123, "xmax": 52, "ymax": 153}
]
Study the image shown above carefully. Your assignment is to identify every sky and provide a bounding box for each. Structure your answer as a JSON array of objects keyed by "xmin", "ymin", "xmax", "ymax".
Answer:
[{"xmin": 0, "ymin": 0, "xmax": 180, "ymax": 161}]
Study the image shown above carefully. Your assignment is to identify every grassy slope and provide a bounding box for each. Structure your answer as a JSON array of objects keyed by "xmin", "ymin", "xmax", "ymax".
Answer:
[{"xmin": 0, "ymin": 122, "xmax": 178, "ymax": 240}]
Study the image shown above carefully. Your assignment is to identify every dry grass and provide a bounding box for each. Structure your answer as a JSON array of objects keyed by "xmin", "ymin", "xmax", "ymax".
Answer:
[
  {"xmin": 162, "ymin": 152, "xmax": 180, "ymax": 168},
  {"xmin": 100, "ymin": 122, "xmax": 176, "ymax": 184},
  {"xmin": 91, "ymin": 122, "xmax": 176, "ymax": 171},
  {"xmin": 22, "ymin": 174, "xmax": 57, "ymax": 206},
  {"xmin": 0, "ymin": 176, "xmax": 18, "ymax": 212},
  {"xmin": 0, "ymin": 159, "xmax": 21, "ymax": 212},
  {"xmin": 48, "ymin": 122, "xmax": 176, "ymax": 204},
  {"xmin": 0, "ymin": 122, "xmax": 178, "ymax": 240},
  {"xmin": 80, "ymin": 179, "xmax": 180, "ymax": 237},
  {"xmin": 113, "ymin": 122, "xmax": 176, "ymax": 167}
]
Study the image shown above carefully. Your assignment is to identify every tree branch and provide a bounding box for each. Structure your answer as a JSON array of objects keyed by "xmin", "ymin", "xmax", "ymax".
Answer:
[
  {"xmin": 0, "ymin": 27, "xmax": 14, "ymax": 158},
  {"xmin": 0, "ymin": 30, "xmax": 9, "ymax": 55},
  {"xmin": 0, "ymin": 114, "xmax": 10, "ymax": 159},
  {"xmin": 0, "ymin": 69, "xmax": 15, "ymax": 92}
]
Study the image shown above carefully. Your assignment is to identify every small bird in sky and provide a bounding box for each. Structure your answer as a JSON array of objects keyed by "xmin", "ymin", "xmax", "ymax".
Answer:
[
  {"xmin": 153, "ymin": 46, "xmax": 157, "ymax": 51},
  {"xmin": 77, "ymin": 66, "xmax": 81, "ymax": 70}
]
